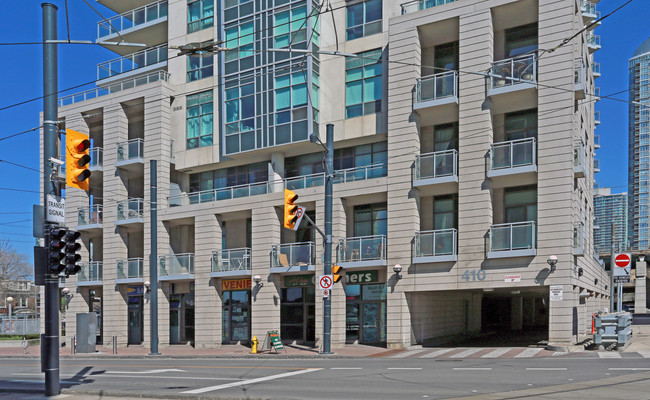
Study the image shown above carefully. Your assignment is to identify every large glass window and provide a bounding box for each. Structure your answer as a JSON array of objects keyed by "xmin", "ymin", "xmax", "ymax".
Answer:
[
  {"xmin": 186, "ymin": 91, "xmax": 213, "ymax": 149},
  {"xmin": 346, "ymin": 49, "xmax": 383, "ymax": 118},
  {"xmin": 434, "ymin": 41, "xmax": 458, "ymax": 70},
  {"xmin": 504, "ymin": 109, "xmax": 537, "ymax": 140},
  {"xmin": 433, "ymin": 123, "xmax": 458, "ymax": 151},
  {"xmin": 504, "ymin": 186, "xmax": 537, "ymax": 223},
  {"xmin": 505, "ymin": 23, "xmax": 538, "ymax": 58},
  {"xmin": 275, "ymin": 72, "xmax": 308, "ymax": 120},
  {"xmin": 187, "ymin": 54, "xmax": 213, "ymax": 82},
  {"xmin": 189, "ymin": 161, "xmax": 268, "ymax": 192},
  {"xmin": 346, "ymin": 0, "xmax": 382, "ymax": 41},
  {"xmin": 334, "ymin": 142, "xmax": 387, "ymax": 171},
  {"xmin": 224, "ymin": 21, "xmax": 255, "ymax": 72},
  {"xmin": 433, "ymin": 195, "xmax": 457, "ymax": 230},
  {"xmin": 187, "ymin": 0, "xmax": 214, "ymax": 33},
  {"xmin": 225, "ymin": 82, "xmax": 255, "ymax": 153},
  {"xmin": 274, "ymin": 6, "xmax": 308, "ymax": 48},
  {"xmin": 353, "ymin": 203, "xmax": 387, "ymax": 237}
]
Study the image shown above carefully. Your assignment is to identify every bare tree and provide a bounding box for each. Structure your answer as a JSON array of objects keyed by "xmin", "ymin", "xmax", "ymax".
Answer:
[{"xmin": 0, "ymin": 240, "xmax": 32, "ymax": 302}]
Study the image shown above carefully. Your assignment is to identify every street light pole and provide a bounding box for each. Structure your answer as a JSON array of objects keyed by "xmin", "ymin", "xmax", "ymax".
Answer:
[{"xmin": 322, "ymin": 124, "xmax": 334, "ymax": 355}]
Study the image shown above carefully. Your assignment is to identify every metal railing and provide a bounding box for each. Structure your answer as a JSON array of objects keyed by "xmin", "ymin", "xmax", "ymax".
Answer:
[
  {"xmin": 490, "ymin": 221, "xmax": 536, "ymax": 252},
  {"xmin": 573, "ymin": 222, "xmax": 585, "ymax": 249},
  {"xmin": 284, "ymin": 173, "xmax": 325, "ymax": 191},
  {"xmin": 490, "ymin": 137, "xmax": 536, "ymax": 171},
  {"xmin": 159, "ymin": 253, "xmax": 195, "ymax": 276},
  {"xmin": 272, "ymin": 242, "xmax": 315, "ymax": 268},
  {"xmin": 78, "ymin": 205, "xmax": 103, "ymax": 226},
  {"xmin": 415, "ymin": 229, "xmax": 457, "ymax": 257},
  {"xmin": 77, "ymin": 262, "xmax": 103, "ymax": 282},
  {"xmin": 98, "ymin": 44, "xmax": 168, "ymax": 80},
  {"xmin": 116, "ymin": 258, "xmax": 144, "ymax": 279},
  {"xmin": 595, "ymin": 87, "xmax": 601, "ymax": 99},
  {"xmin": 415, "ymin": 71, "xmax": 458, "ymax": 103},
  {"xmin": 333, "ymin": 163, "xmax": 387, "ymax": 183},
  {"xmin": 595, "ymin": 110, "xmax": 600, "ymax": 124},
  {"xmin": 489, "ymin": 53, "xmax": 537, "ymax": 89},
  {"xmin": 98, "ymin": 0, "xmax": 168, "ymax": 39},
  {"xmin": 594, "ymin": 135, "xmax": 600, "ymax": 148},
  {"xmin": 592, "ymin": 62, "xmax": 601, "ymax": 76},
  {"xmin": 117, "ymin": 138, "xmax": 144, "ymax": 162},
  {"xmin": 212, "ymin": 248, "xmax": 251, "ymax": 273},
  {"xmin": 58, "ymin": 71, "xmax": 170, "ymax": 106},
  {"xmin": 587, "ymin": 33, "xmax": 601, "ymax": 48},
  {"xmin": 0, "ymin": 317, "xmax": 40, "ymax": 335},
  {"xmin": 116, "ymin": 198, "xmax": 144, "ymax": 221},
  {"xmin": 580, "ymin": 0, "xmax": 600, "ymax": 18},
  {"xmin": 89, "ymin": 147, "xmax": 103, "ymax": 168},
  {"xmin": 338, "ymin": 235, "xmax": 386, "ymax": 263},
  {"xmin": 573, "ymin": 143, "xmax": 585, "ymax": 168},
  {"xmin": 594, "ymin": 158, "xmax": 600, "ymax": 172},
  {"xmin": 574, "ymin": 58, "xmax": 585, "ymax": 85},
  {"xmin": 414, "ymin": 150, "xmax": 457, "ymax": 181},
  {"xmin": 400, "ymin": 0, "xmax": 456, "ymax": 14}
]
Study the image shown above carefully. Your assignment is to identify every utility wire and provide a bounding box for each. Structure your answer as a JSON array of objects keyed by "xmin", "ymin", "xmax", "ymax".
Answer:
[
  {"xmin": 0, "ymin": 126, "xmax": 41, "ymax": 142},
  {"xmin": 0, "ymin": 160, "xmax": 39, "ymax": 173},
  {"xmin": 0, "ymin": 188, "xmax": 39, "ymax": 194}
]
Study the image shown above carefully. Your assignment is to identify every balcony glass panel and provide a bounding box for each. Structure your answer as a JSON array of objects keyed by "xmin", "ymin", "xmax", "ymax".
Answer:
[
  {"xmin": 489, "ymin": 54, "xmax": 537, "ymax": 90},
  {"xmin": 78, "ymin": 262, "xmax": 103, "ymax": 282},
  {"xmin": 490, "ymin": 222, "xmax": 536, "ymax": 252},
  {"xmin": 415, "ymin": 150, "xmax": 457, "ymax": 180},
  {"xmin": 212, "ymin": 248, "xmax": 251, "ymax": 273},
  {"xmin": 78, "ymin": 205, "xmax": 103, "ymax": 226},
  {"xmin": 573, "ymin": 222, "xmax": 584, "ymax": 248},
  {"xmin": 89, "ymin": 147, "xmax": 103, "ymax": 168},
  {"xmin": 98, "ymin": 44, "xmax": 168, "ymax": 80},
  {"xmin": 117, "ymin": 138, "xmax": 144, "ymax": 161},
  {"xmin": 98, "ymin": 0, "xmax": 168, "ymax": 39},
  {"xmin": 116, "ymin": 258, "xmax": 144, "ymax": 279},
  {"xmin": 333, "ymin": 163, "xmax": 387, "ymax": 183},
  {"xmin": 339, "ymin": 235, "xmax": 386, "ymax": 263},
  {"xmin": 490, "ymin": 138, "xmax": 536, "ymax": 170},
  {"xmin": 116, "ymin": 198, "xmax": 144, "ymax": 221},
  {"xmin": 415, "ymin": 229, "xmax": 456, "ymax": 257},
  {"xmin": 400, "ymin": 0, "xmax": 456, "ymax": 15},
  {"xmin": 271, "ymin": 242, "xmax": 315, "ymax": 268},
  {"xmin": 159, "ymin": 253, "xmax": 195, "ymax": 276},
  {"xmin": 284, "ymin": 173, "xmax": 325, "ymax": 191},
  {"xmin": 416, "ymin": 71, "xmax": 457, "ymax": 103}
]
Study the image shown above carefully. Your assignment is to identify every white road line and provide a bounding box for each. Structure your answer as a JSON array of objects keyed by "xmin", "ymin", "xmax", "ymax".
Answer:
[
  {"xmin": 106, "ymin": 368, "xmax": 186, "ymax": 374},
  {"xmin": 608, "ymin": 368, "xmax": 650, "ymax": 371},
  {"xmin": 420, "ymin": 348, "xmax": 456, "ymax": 358},
  {"xmin": 391, "ymin": 349, "xmax": 428, "ymax": 358},
  {"xmin": 11, "ymin": 380, "xmax": 78, "ymax": 385},
  {"xmin": 387, "ymin": 368, "xmax": 423, "ymax": 370},
  {"xmin": 514, "ymin": 348, "xmax": 543, "ymax": 358},
  {"xmin": 552, "ymin": 352, "xmax": 566, "ymax": 357},
  {"xmin": 181, "ymin": 368, "xmax": 323, "ymax": 394},
  {"xmin": 597, "ymin": 352, "xmax": 622, "ymax": 358},
  {"xmin": 481, "ymin": 348, "xmax": 512, "ymax": 359},
  {"xmin": 450, "ymin": 348, "xmax": 483, "ymax": 358},
  {"xmin": 637, "ymin": 350, "xmax": 650, "ymax": 358},
  {"xmin": 526, "ymin": 368, "xmax": 568, "ymax": 371},
  {"xmin": 11, "ymin": 373, "xmax": 241, "ymax": 381},
  {"xmin": 330, "ymin": 368, "xmax": 362, "ymax": 370},
  {"xmin": 453, "ymin": 368, "xmax": 492, "ymax": 371}
]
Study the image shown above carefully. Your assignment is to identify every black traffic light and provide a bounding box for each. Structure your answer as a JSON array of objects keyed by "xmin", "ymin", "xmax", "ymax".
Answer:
[
  {"xmin": 48, "ymin": 228, "xmax": 66, "ymax": 275},
  {"xmin": 64, "ymin": 230, "xmax": 82, "ymax": 276}
]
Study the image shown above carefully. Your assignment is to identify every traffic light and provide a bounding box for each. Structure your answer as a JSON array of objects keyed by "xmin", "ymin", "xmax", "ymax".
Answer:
[
  {"xmin": 48, "ymin": 228, "xmax": 66, "ymax": 275},
  {"xmin": 64, "ymin": 230, "xmax": 82, "ymax": 276},
  {"xmin": 283, "ymin": 189, "xmax": 299, "ymax": 229},
  {"xmin": 332, "ymin": 265, "xmax": 343, "ymax": 283},
  {"xmin": 65, "ymin": 129, "xmax": 91, "ymax": 191}
]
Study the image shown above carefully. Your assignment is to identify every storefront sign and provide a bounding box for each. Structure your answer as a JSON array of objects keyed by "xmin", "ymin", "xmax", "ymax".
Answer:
[
  {"xmin": 362, "ymin": 284, "xmax": 386, "ymax": 300},
  {"xmin": 284, "ymin": 274, "xmax": 315, "ymax": 287},
  {"xmin": 346, "ymin": 270, "xmax": 378, "ymax": 284},
  {"xmin": 222, "ymin": 279, "xmax": 252, "ymax": 291},
  {"xmin": 550, "ymin": 285, "xmax": 563, "ymax": 302},
  {"xmin": 261, "ymin": 330, "xmax": 285, "ymax": 353},
  {"xmin": 126, "ymin": 286, "xmax": 144, "ymax": 296}
]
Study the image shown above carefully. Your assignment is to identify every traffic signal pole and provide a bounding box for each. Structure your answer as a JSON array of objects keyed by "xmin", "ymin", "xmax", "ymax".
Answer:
[
  {"xmin": 322, "ymin": 124, "xmax": 334, "ymax": 355},
  {"xmin": 42, "ymin": 3, "xmax": 60, "ymax": 396}
]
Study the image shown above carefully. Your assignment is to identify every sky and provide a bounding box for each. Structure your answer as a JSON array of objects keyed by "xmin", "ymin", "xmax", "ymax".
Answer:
[{"xmin": 0, "ymin": 0, "xmax": 647, "ymax": 263}]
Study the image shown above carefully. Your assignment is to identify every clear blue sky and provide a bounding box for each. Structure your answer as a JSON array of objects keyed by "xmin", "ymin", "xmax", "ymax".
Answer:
[{"xmin": 0, "ymin": 0, "xmax": 647, "ymax": 262}]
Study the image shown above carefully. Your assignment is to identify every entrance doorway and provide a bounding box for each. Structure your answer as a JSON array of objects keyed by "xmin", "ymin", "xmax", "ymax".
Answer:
[
  {"xmin": 280, "ymin": 286, "xmax": 315, "ymax": 343},
  {"xmin": 222, "ymin": 290, "xmax": 251, "ymax": 343},
  {"xmin": 345, "ymin": 281, "xmax": 386, "ymax": 344},
  {"xmin": 170, "ymin": 293, "xmax": 195, "ymax": 345},
  {"xmin": 127, "ymin": 295, "xmax": 143, "ymax": 345}
]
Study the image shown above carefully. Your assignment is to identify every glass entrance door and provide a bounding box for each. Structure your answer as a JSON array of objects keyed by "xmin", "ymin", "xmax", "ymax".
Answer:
[
  {"xmin": 170, "ymin": 308, "xmax": 181, "ymax": 343},
  {"xmin": 222, "ymin": 290, "xmax": 250, "ymax": 343},
  {"xmin": 127, "ymin": 296, "xmax": 143, "ymax": 345}
]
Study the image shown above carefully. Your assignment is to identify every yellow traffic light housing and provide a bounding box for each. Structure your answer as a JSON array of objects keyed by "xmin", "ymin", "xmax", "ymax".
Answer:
[
  {"xmin": 283, "ymin": 189, "xmax": 299, "ymax": 229},
  {"xmin": 332, "ymin": 265, "xmax": 343, "ymax": 283},
  {"xmin": 65, "ymin": 129, "xmax": 91, "ymax": 190}
]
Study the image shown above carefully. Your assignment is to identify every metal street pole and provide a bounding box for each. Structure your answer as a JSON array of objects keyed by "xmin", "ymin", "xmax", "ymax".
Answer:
[
  {"xmin": 42, "ymin": 3, "xmax": 60, "ymax": 396},
  {"xmin": 610, "ymin": 222, "xmax": 615, "ymax": 313},
  {"xmin": 322, "ymin": 124, "xmax": 334, "ymax": 355},
  {"xmin": 149, "ymin": 160, "xmax": 159, "ymax": 355}
]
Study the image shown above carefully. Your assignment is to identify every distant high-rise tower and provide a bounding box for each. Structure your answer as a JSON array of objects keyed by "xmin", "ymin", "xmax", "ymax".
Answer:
[
  {"xmin": 594, "ymin": 188, "xmax": 628, "ymax": 253},
  {"xmin": 628, "ymin": 38, "xmax": 650, "ymax": 250}
]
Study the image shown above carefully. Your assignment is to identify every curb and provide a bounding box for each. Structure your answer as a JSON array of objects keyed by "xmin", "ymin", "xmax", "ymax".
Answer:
[
  {"xmin": 545, "ymin": 344, "xmax": 585, "ymax": 352},
  {"xmin": 61, "ymin": 388, "xmax": 268, "ymax": 399},
  {"xmin": 0, "ymin": 353, "xmax": 364, "ymax": 360}
]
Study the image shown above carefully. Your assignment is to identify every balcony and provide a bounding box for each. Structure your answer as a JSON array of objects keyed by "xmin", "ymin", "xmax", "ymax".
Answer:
[
  {"xmin": 595, "ymin": 110, "xmax": 600, "ymax": 125},
  {"xmin": 587, "ymin": 33, "xmax": 601, "ymax": 53},
  {"xmin": 594, "ymin": 87, "xmax": 601, "ymax": 101},
  {"xmin": 169, "ymin": 181, "xmax": 272, "ymax": 207},
  {"xmin": 98, "ymin": 44, "xmax": 168, "ymax": 85},
  {"xmin": 594, "ymin": 134, "xmax": 600, "ymax": 149},
  {"xmin": 333, "ymin": 163, "xmax": 387, "ymax": 184},
  {"xmin": 400, "ymin": 0, "xmax": 456, "ymax": 15},
  {"xmin": 89, "ymin": 147, "xmax": 103, "ymax": 173},
  {"xmin": 115, "ymin": 138, "xmax": 144, "ymax": 168},
  {"xmin": 116, "ymin": 258, "xmax": 144, "ymax": 284},
  {"xmin": 573, "ymin": 222, "xmax": 585, "ymax": 256},
  {"xmin": 58, "ymin": 71, "xmax": 170, "ymax": 107},
  {"xmin": 97, "ymin": 0, "xmax": 168, "ymax": 55},
  {"xmin": 211, "ymin": 248, "xmax": 252, "ymax": 278},
  {"xmin": 488, "ymin": 54, "xmax": 537, "ymax": 97},
  {"xmin": 116, "ymin": 198, "xmax": 144, "ymax": 226},
  {"xmin": 338, "ymin": 235, "xmax": 387, "ymax": 268},
  {"xmin": 414, "ymin": 71, "xmax": 458, "ymax": 110},
  {"xmin": 159, "ymin": 253, "xmax": 195, "ymax": 281},
  {"xmin": 413, "ymin": 150, "xmax": 458, "ymax": 187},
  {"xmin": 77, "ymin": 205, "xmax": 103, "ymax": 231},
  {"xmin": 574, "ymin": 59, "xmax": 586, "ymax": 100},
  {"xmin": 271, "ymin": 242, "xmax": 315, "ymax": 274},
  {"xmin": 413, "ymin": 229, "xmax": 457, "ymax": 263},
  {"xmin": 488, "ymin": 138, "xmax": 537, "ymax": 180},
  {"xmin": 77, "ymin": 262, "xmax": 103, "ymax": 286},
  {"xmin": 284, "ymin": 173, "xmax": 325, "ymax": 191},
  {"xmin": 573, "ymin": 143, "xmax": 586, "ymax": 178},
  {"xmin": 488, "ymin": 221, "xmax": 536, "ymax": 259},
  {"xmin": 594, "ymin": 158, "xmax": 600, "ymax": 173},
  {"xmin": 580, "ymin": 0, "xmax": 600, "ymax": 24},
  {"xmin": 592, "ymin": 62, "xmax": 601, "ymax": 78}
]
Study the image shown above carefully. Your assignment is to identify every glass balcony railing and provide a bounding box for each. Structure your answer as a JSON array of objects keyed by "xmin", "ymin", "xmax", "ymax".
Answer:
[
  {"xmin": 580, "ymin": 0, "xmax": 600, "ymax": 19},
  {"xmin": 159, "ymin": 253, "xmax": 195, "ymax": 276},
  {"xmin": 587, "ymin": 33, "xmax": 601, "ymax": 48},
  {"xmin": 333, "ymin": 163, "xmax": 387, "ymax": 183},
  {"xmin": 573, "ymin": 143, "xmax": 585, "ymax": 169},
  {"xmin": 338, "ymin": 235, "xmax": 386, "ymax": 264},
  {"xmin": 415, "ymin": 229, "xmax": 457, "ymax": 258},
  {"xmin": 98, "ymin": 44, "xmax": 168, "ymax": 80},
  {"xmin": 490, "ymin": 221, "xmax": 536, "ymax": 253},
  {"xmin": 89, "ymin": 147, "xmax": 103, "ymax": 168},
  {"xmin": 58, "ymin": 71, "xmax": 170, "ymax": 106},
  {"xmin": 116, "ymin": 198, "xmax": 144, "ymax": 221},
  {"xmin": 77, "ymin": 205, "xmax": 103, "ymax": 226},
  {"xmin": 592, "ymin": 62, "xmax": 601, "ymax": 77},
  {"xmin": 489, "ymin": 53, "xmax": 537, "ymax": 90},
  {"xmin": 98, "ymin": 0, "xmax": 168, "ymax": 39},
  {"xmin": 189, "ymin": 181, "xmax": 271, "ymax": 205},
  {"xmin": 415, "ymin": 71, "xmax": 458, "ymax": 104},
  {"xmin": 414, "ymin": 150, "xmax": 457, "ymax": 181},
  {"xmin": 594, "ymin": 158, "xmax": 600, "ymax": 172},
  {"xmin": 271, "ymin": 242, "xmax": 315, "ymax": 268},
  {"xmin": 573, "ymin": 222, "xmax": 585, "ymax": 249},
  {"xmin": 594, "ymin": 135, "xmax": 600, "ymax": 148},
  {"xmin": 400, "ymin": 0, "xmax": 456, "ymax": 15},
  {"xmin": 117, "ymin": 138, "xmax": 144, "ymax": 162},
  {"xmin": 212, "ymin": 248, "xmax": 251, "ymax": 273},
  {"xmin": 594, "ymin": 110, "xmax": 600, "ymax": 124},
  {"xmin": 284, "ymin": 173, "xmax": 325, "ymax": 191},
  {"xmin": 116, "ymin": 258, "xmax": 144, "ymax": 280},
  {"xmin": 77, "ymin": 262, "xmax": 103, "ymax": 283},
  {"xmin": 489, "ymin": 137, "xmax": 536, "ymax": 171},
  {"xmin": 574, "ymin": 58, "xmax": 585, "ymax": 86}
]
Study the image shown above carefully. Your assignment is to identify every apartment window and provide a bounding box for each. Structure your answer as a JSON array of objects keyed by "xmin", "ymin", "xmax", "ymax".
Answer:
[
  {"xmin": 187, "ymin": 0, "xmax": 214, "ymax": 33},
  {"xmin": 345, "ymin": 49, "xmax": 382, "ymax": 118},
  {"xmin": 353, "ymin": 203, "xmax": 387, "ymax": 237},
  {"xmin": 223, "ymin": 0, "xmax": 253, "ymax": 22},
  {"xmin": 346, "ymin": 0, "xmax": 382, "ymax": 40},
  {"xmin": 187, "ymin": 54, "xmax": 213, "ymax": 82},
  {"xmin": 434, "ymin": 41, "xmax": 458, "ymax": 70},
  {"xmin": 274, "ymin": 6, "xmax": 308, "ymax": 48},
  {"xmin": 186, "ymin": 90, "xmax": 213, "ymax": 149},
  {"xmin": 433, "ymin": 123, "xmax": 458, "ymax": 151},
  {"xmin": 505, "ymin": 23, "xmax": 538, "ymax": 58},
  {"xmin": 224, "ymin": 21, "xmax": 255, "ymax": 73},
  {"xmin": 225, "ymin": 82, "xmax": 255, "ymax": 153},
  {"xmin": 504, "ymin": 185, "xmax": 537, "ymax": 223},
  {"xmin": 334, "ymin": 142, "xmax": 387, "ymax": 171},
  {"xmin": 275, "ymin": 72, "xmax": 308, "ymax": 120},
  {"xmin": 433, "ymin": 195, "xmax": 457, "ymax": 230},
  {"xmin": 189, "ymin": 162, "xmax": 268, "ymax": 192},
  {"xmin": 504, "ymin": 109, "xmax": 537, "ymax": 140}
]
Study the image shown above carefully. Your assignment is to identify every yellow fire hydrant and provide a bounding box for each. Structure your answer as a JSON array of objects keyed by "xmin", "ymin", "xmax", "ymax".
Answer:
[{"xmin": 251, "ymin": 336, "xmax": 258, "ymax": 354}]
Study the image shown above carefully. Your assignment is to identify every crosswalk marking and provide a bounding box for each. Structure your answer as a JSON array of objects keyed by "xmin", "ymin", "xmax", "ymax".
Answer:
[
  {"xmin": 552, "ymin": 352, "xmax": 566, "ymax": 357},
  {"xmin": 390, "ymin": 349, "xmax": 427, "ymax": 358},
  {"xmin": 420, "ymin": 348, "xmax": 456, "ymax": 358},
  {"xmin": 514, "ymin": 348, "xmax": 543, "ymax": 358},
  {"xmin": 597, "ymin": 352, "xmax": 622, "ymax": 358},
  {"xmin": 450, "ymin": 348, "xmax": 484, "ymax": 358},
  {"xmin": 481, "ymin": 348, "xmax": 512, "ymax": 358}
]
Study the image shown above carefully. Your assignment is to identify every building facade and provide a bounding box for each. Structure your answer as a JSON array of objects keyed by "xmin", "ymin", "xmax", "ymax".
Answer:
[
  {"xmin": 44, "ymin": 0, "xmax": 609, "ymax": 350},
  {"xmin": 593, "ymin": 187, "xmax": 628, "ymax": 253}
]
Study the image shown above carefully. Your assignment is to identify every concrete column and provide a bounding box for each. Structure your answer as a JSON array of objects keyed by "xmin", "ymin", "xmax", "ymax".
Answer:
[
  {"xmin": 194, "ymin": 214, "xmax": 221, "ymax": 348},
  {"xmin": 270, "ymin": 152, "xmax": 284, "ymax": 193},
  {"xmin": 511, "ymin": 296, "xmax": 523, "ymax": 331},
  {"xmin": 636, "ymin": 261, "xmax": 647, "ymax": 313},
  {"xmin": 548, "ymin": 284, "xmax": 577, "ymax": 346}
]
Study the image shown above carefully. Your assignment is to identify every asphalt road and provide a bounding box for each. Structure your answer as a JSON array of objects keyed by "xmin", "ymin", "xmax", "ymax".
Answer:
[{"xmin": 1, "ymin": 357, "xmax": 650, "ymax": 399}]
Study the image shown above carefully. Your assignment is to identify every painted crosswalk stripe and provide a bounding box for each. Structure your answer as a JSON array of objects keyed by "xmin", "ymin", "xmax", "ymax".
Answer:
[
  {"xmin": 552, "ymin": 352, "xmax": 566, "ymax": 357},
  {"xmin": 391, "ymin": 349, "xmax": 427, "ymax": 358},
  {"xmin": 526, "ymin": 368, "xmax": 567, "ymax": 371},
  {"xmin": 514, "ymin": 348, "xmax": 543, "ymax": 358},
  {"xmin": 481, "ymin": 348, "xmax": 512, "ymax": 359},
  {"xmin": 453, "ymin": 368, "xmax": 492, "ymax": 371},
  {"xmin": 597, "ymin": 352, "xmax": 622, "ymax": 358},
  {"xmin": 637, "ymin": 351, "xmax": 650, "ymax": 358},
  {"xmin": 387, "ymin": 368, "xmax": 423, "ymax": 370},
  {"xmin": 181, "ymin": 368, "xmax": 322, "ymax": 394},
  {"xmin": 420, "ymin": 348, "xmax": 456, "ymax": 358},
  {"xmin": 450, "ymin": 348, "xmax": 483, "ymax": 358}
]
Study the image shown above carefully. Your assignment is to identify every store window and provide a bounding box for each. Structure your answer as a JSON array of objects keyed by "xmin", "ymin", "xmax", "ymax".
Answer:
[
  {"xmin": 345, "ymin": 49, "xmax": 383, "ymax": 118},
  {"xmin": 346, "ymin": 0, "xmax": 382, "ymax": 40},
  {"xmin": 187, "ymin": 0, "xmax": 214, "ymax": 33},
  {"xmin": 186, "ymin": 90, "xmax": 213, "ymax": 149},
  {"xmin": 345, "ymin": 270, "xmax": 386, "ymax": 344},
  {"xmin": 187, "ymin": 54, "xmax": 213, "ymax": 82}
]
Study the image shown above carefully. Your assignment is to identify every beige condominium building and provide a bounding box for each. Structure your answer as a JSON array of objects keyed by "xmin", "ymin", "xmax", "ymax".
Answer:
[{"xmin": 45, "ymin": 0, "xmax": 609, "ymax": 350}]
